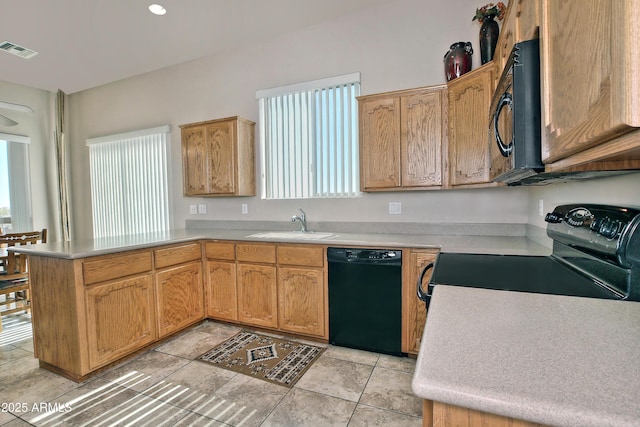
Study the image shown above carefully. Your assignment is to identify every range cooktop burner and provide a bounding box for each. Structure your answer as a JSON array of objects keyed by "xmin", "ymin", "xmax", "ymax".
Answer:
[{"xmin": 420, "ymin": 204, "xmax": 640, "ymax": 307}]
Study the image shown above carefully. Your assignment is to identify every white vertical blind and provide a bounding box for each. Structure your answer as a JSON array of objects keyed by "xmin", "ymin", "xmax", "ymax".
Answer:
[
  {"xmin": 87, "ymin": 126, "xmax": 170, "ymax": 238},
  {"xmin": 258, "ymin": 73, "xmax": 360, "ymax": 199}
]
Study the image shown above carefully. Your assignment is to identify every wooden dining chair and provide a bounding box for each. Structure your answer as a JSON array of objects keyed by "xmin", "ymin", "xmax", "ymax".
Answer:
[{"xmin": 0, "ymin": 229, "xmax": 47, "ymax": 330}]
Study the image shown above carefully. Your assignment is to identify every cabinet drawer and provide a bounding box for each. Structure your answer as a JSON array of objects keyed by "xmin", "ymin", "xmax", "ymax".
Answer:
[
  {"xmin": 204, "ymin": 241, "xmax": 236, "ymax": 260},
  {"xmin": 236, "ymin": 243, "xmax": 276, "ymax": 264},
  {"xmin": 155, "ymin": 243, "xmax": 202, "ymax": 269},
  {"xmin": 277, "ymin": 245, "xmax": 324, "ymax": 267},
  {"xmin": 83, "ymin": 251, "xmax": 153, "ymax": 285}
]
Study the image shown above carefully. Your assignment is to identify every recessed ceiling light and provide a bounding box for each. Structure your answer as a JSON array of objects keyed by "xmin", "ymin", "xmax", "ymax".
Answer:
[{"xmin": 148, "ymin": 4, "xmax": 167, "ymax": 15}]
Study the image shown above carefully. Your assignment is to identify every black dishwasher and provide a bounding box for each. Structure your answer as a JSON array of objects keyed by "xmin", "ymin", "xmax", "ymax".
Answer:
[{"xmin": 328, "ymin": 247, "xmax": 403, "ymax": 356}]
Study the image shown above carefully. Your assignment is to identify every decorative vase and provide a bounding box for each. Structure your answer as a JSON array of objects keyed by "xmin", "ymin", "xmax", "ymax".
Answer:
[
  {"xmin": 479, "ymin": 14, "xmax": 499, "ymax": 64},
  {"xmin": 444, "ymin": 42, "xmax": 473, "ymax": 82}
]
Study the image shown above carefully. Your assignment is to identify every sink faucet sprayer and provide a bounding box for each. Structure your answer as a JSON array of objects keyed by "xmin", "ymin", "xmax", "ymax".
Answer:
[{"xmin": 291, "ymin": 208, "xmax": 308, "ymax": 232}]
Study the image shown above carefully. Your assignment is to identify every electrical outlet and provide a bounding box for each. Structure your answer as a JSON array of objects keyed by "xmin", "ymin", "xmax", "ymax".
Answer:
[
  {"xmin": 538, "ymin": 199, "xmax": 544, "ymax": 216},
  {"xmin": 389, "ymin": 202, "xmax": 402, "ymax": 215},
  {"xmin": 189, "ymin": 205, "xmax": 197, "ymax": 215},
  {"xmin": 198, "ymin": 204, "xmax": 207, "ymax": 214},
  {"xmin": 241, "ymin": 204, "xmax": 248, "ymax": 214}
]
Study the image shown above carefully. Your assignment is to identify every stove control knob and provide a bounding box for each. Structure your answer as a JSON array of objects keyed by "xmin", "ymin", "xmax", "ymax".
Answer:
[
  {"xmin": 598, "ymin": 218, "xmax": 621, "ymax": 239},
  {"xmin": 544, "ymin": 212, "xmax": 563, "ymax": 223}
]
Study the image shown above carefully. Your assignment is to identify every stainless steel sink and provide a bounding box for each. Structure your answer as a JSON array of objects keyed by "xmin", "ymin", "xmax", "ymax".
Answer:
[{"xmin": 246, "ymin": 231, "xmax": 335, "ymax": 240}]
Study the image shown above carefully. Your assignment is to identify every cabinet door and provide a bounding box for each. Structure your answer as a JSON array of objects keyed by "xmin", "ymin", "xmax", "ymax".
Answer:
[
  {"xmin": 359, "ymin": 96, "xmax": 401, "ymax": 190},
  {"xmin": 401, "ymin": 91, "xmax": 444, "ymax": 187},
  {"xmin": 206, "ymin": 260, "xmax": 237, "ymax": 321},
  {"xmin": 205, "ymin": 121, "xmax": 236, "ymax": 194},
  {"xmin": 278, "ymin": 267, "xmax": 325, "ymax": 338},
  {"xmin": 182, "ymin": 125, "xmax": 208, "ymax": 195},
  {"xmin": 448, "ymin": 63, "xmax": 496, "ymax": 186},
  {"xmin": 85, "ymin": 274, "xmax": 157, "ymax": 369},
  {"xmin": 237, "ymin": 263, "xmax": 278, "ymax": 328},
  {"xmin": 402, "ymin": 250, "xmax": 438, "ymax": 355},
  {"xmin": 493, "ymin": 3, "xmax": 517, "ymax": 77},
  {"xmin": 541, "ymin": 0, "xmax": 640, "ymax": 163},
  {"xmin": 156, "ymin": 262, "xmax": 204, "ymax": 337}
]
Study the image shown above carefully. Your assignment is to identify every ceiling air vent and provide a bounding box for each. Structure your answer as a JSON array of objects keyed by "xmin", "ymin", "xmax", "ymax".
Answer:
[{"xmin": 0, "ymin": 41, "xmax": 38, "ymax": 59}]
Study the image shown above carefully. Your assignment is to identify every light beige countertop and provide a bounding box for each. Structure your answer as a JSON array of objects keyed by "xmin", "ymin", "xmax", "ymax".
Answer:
[
  {"xmin": 10, "ymin": 227, "xmax": 550, "ymax": 259},
  {"xmin": 412, "ymin": 285, "xmax": 640, "ymax": 427}
]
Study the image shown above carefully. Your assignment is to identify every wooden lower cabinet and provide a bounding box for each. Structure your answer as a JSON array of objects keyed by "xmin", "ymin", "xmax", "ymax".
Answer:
[
  {"xmin": 423, "ymin": 400, "xmax": 547, "ymax": 427},
  {"xmin": 403, "ymin": 249, "xmax": 438, "ymax": 354},
  {"xmin": 206, "ymin": 260, "xmax": 238, "ymax": 321},
  {"xmin": 155, "ymin": 261, "xmax": 204, "ymax": 337},
  {"xmin": 85, "ymin": 274, "xmax": 157, "ymax": 370},
  {"xmin": 28, "ymin": 239, "xmax": 436, "ymax": 381},
  {"xmin": 278, "ymin": 266, "xmax": 325, "ymax": 337},
  {"xmin": 237, "ymin": 263, "xmax": 278, "ymax": 328}
]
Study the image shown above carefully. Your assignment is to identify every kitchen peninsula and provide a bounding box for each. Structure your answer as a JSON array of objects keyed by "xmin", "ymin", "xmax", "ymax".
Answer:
[
  {"xmin": 412, "ymin": 285, "xmax": 640, "ymax": 427},
  {"xmin": 14, "ymin": 226, "xmax": 547, "ymax": 381}
]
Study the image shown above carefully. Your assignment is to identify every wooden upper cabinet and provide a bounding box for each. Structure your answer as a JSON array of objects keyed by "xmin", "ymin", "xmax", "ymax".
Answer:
[
  {"xmin": 447, "ymin": 62, "xmax": 496, "ymax": 187},
  {"xmin": 401, "ymin": 91, "xmax": 446, "ymax": 187},
  {"xmin": 541, "ymin": 0, "xmax": 640, "ymax": 168},
  {"xmin": 359, "ymin": 96, "xmax": 401, "ymax": 189},
  {"xmin": 359, "ymin": 85, "xmax": 447, "ymax": 191},
  {"xmin": 494, "ymin": 0, "xmax": 540, "ymax": 77},
  {"xmin": 181, "ymin": 116, "xmax": 255, "ymax": 196}
]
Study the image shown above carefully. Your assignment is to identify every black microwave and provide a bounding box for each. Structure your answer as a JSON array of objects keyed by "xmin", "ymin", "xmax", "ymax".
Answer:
[{"xmin": 489, "ymin": 39, "xmax": 544, "ymax": 184}]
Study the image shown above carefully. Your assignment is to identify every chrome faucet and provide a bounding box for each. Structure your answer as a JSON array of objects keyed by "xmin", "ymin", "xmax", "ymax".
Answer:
[{"xmin": 291, "ymin": 208, "xmax": 308, "ymax": 232}]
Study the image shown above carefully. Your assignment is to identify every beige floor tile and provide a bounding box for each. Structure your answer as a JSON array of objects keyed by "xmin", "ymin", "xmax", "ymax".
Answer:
[
  {"xmin": 142, "ymin": 361, "xmax": 237, "ymax": 410},
  {"xmin": 376, "ymin": 353, "xmax": 417, "ymax": 374},
  {"xmin": 0, "ymin": 418, "xmax": 33, "ymax": 426},
  {"xmin": 99, "ymin": 350, "xmax": 190, "ymax": 393},
  {"xmin": 1, "ymin": 316, "xmax": 426, "ymax": 426},
  {"xmin": 263, "ymin": 387, "xmax": 357, "ymax": 426},
  {"xmin": 348, "ymin": 404, "xmax": 422, "ymax": 426},
  {"xmin": 0, "ymin": 345, "xmax": 32, "ymax": 366},
  {"xmin": 0, "ymin": 355, "xmax": 81, "ymax": 409},
  {"xmin": 321, "ymin": 345, "xmax": 380, "ymax": 366},
  {"xmin": 0, "ymin": 411, "xmax": 19, "ymax": 425},
  {"xmin": 295, "ymin": 355, "xmax": 374, "ymax": 402},
  {"xmin": 172, "ymin": 411, "xmax": 227, "ymax": 426},
  {"xmin": 155, "ymin": 329, "xmax": 239, "ymax": 359},
  {"xmin": 192, "ymin": 372, "xmax": 288, "ymax": 427},
  {"xmin": 21, "ymin": 377, "xmax": 139, "ymax": 426},
  {"xmin": 360, "ymin": 366, "xmax": 422, "ymax": 417}
]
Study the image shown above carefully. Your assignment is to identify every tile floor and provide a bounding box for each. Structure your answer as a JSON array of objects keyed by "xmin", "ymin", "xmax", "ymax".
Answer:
[{"xmin": 0, "ymin": 313, "xmax": 423, "ymax": 426}]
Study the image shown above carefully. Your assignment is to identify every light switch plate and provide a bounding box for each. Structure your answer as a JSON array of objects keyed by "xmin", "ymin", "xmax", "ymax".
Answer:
[
  {"xmin": 198, "ymin": 204, "xmax": 207, "ymax": 214},
  {"xmin": 189, "ymin": 205, "xmax": 197, "ymax": 215},
  {"xmin": 389, "ymin": 202, "xmax": 402, "ymax": 215}
]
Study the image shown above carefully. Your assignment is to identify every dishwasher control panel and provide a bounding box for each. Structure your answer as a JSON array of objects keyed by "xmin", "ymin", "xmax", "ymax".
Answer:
[{"xmin": 327, "ymin": 248, "xmax": 402, "ymax": 264}]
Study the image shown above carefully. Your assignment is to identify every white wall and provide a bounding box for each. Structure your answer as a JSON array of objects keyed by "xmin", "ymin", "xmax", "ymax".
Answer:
[
  {"xmin": 0, "ymin": 80, "xmax": 59, "ymax": 239},
  {"xmin": 5, "ymin": 0, "xmax": 640, "ymax": 242},
  {"xmin": 67, "ymin": 0, "xmax": 531, "ymax": 239}
]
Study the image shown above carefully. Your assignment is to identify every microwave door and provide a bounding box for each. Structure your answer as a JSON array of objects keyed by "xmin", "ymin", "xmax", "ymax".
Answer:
[
  {"xmin": 494, "ymin": 85, "xmax": 514, "ymax": 157},
  {"xmin": 489, "ymin": 71, "xmax": 515, "ymax": 181}
]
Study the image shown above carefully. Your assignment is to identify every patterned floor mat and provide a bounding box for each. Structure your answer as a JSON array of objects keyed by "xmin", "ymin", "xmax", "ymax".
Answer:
[{"xmin": 198, "ymin": 330, "xmax": 325, "ymax": 387}]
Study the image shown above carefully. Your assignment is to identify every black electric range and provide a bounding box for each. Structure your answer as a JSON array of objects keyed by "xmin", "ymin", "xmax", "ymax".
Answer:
[{"xmin": 418, "ymin": 204, "xmax": 640, "ymax": 308}]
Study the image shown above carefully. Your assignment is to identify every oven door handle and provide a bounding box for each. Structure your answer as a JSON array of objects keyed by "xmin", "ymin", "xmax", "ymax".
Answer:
[{"xmin": 417, "ymin": 262, "xmax": 434, "ymax": 302}]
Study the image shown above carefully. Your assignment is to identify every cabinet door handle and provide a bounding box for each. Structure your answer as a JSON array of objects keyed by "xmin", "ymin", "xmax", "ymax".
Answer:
[{"xmin": 416, "ymin": 262, "xmax": 434, "ymax": 302}]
